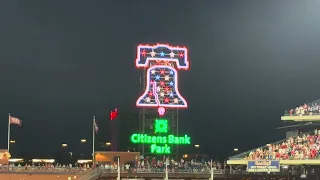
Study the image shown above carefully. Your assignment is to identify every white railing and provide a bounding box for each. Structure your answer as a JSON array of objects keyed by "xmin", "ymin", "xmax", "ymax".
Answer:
[{"xmin": 78, "ymin": 167, "xmax": 100, "ymax": 180}]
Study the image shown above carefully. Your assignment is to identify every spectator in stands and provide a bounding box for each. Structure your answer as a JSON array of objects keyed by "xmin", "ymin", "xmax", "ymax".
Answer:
[
  {"xmin": 287, "ymin": 102, "xmax": 320, "ymax": 116},
  {"xmin": 245, "ymin": 129, "xmax": 320, "ymax": 160}
]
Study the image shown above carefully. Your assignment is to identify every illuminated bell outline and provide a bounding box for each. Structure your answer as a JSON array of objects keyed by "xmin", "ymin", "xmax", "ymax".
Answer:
[
  {"xmin": 136, "ymin": 65, "xmax": 188, "ymax": 108},
  {"xmin": 135, "ymin": 44, "xmax": 189, "ymax": 109},
  {"xmin": 135, "ymin": 44, "xmax": 189, "ymax": 69}
]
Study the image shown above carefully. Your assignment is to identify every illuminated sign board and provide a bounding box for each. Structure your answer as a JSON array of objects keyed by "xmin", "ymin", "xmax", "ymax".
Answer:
[
  {"xmin": 247, "ymin": 160, "xmax": 280, "ymax": 172},
  {"xmin": 154, "ymin": 119, "xmax": 168, "ymax": 133},
  {"xmin": 135, "ymin": 44, "xmax": 189, "ymax": 115},
  {"xmin": 130, "ymin": 119, "xmax": 191, "ymax": 154}
]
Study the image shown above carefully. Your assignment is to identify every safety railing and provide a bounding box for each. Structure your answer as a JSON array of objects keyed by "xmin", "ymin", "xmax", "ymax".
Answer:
[{"xmin": 78, "ymin": 167, "xmax": 100, "ymax": 180}]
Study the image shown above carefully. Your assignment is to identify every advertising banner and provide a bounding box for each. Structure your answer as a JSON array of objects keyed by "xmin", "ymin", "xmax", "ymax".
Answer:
[{"xmin": 247, "ymin": 160, "xmax": 280, "ymax": 172}]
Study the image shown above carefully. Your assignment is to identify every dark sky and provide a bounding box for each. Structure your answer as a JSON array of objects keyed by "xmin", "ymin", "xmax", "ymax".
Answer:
[{"xmin": 1, "ymin": 0, "xmax": 320, "ymax": 159}]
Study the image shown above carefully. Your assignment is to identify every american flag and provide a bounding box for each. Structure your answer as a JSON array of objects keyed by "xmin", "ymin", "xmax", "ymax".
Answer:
[
  {"xmin": 9, "ymin": 116, "xmax": 22, "ymax": 126},
  {"xmin": 93, "ymin": 119, "xmax": 99, "ymax": 133}
]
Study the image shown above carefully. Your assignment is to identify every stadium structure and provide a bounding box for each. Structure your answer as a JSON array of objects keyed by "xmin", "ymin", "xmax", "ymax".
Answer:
[
  {"xmin": 135, "ymin": 44, "xmax": 189, "ymax": 158},
  {"xmin": 227, "ymin": 98, "xmax": 320, "ymax": 179}
]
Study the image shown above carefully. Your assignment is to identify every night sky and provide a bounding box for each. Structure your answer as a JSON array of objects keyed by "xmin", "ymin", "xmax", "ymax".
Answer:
[{"xmin": 1, "ymin": 0, "xmax": 320, "ymax": 160}]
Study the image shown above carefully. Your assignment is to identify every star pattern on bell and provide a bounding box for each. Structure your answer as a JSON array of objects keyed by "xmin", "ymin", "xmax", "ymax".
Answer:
[
  {"xmin": 164, "ymin": 75, "xmax": 169, "ymax": 81},
  {"xmin": 169, "ymin": 51, "xmax": 175, "ymax": 58},
  {"xmin": 137, "ymin": 64, "xmax": 188, "ymax": 108},
  {"xmin": 150, "ymin": 50, "xmax": 156, "ymax": 57},
  {"xmin": 174, "ymin": 98, "xmax": 179, "ymax": 104},
  {"xmin": 141, "ymin": 49, "xmax": 146, "ymax": 56},
  {"xmin": 156, "ymin": 86, "xmax": 161, "ymax": 92}
]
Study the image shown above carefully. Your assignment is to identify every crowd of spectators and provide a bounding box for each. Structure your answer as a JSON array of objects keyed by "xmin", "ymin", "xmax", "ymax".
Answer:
[
  {"xmin": 135, "ymin": 155, "xmax": 219, "ymax": 173},
  {"xmin": 285, "ymin": 103, "xmax": 320, "ymax": 116},
  {"xmin": 100, "ymin": 155, "xmax": 222, "ymax": 173},
  {"xmin": 0, "ymin": 157, "xmax": 222, "ymax": 174},
  {"xmin": 0, "ymin": 163, "xmax": 92, "ymax": 173},
  {"xmin": 245, "ymin": 129, "xmax": 320, "ymax": 160},
  {"xmin": 135, "ymin": 155, "xmax": 221, "ymax": 172}
]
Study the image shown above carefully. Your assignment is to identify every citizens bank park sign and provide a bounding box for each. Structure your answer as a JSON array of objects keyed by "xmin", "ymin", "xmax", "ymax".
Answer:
[{"xmin": 130, "ymin": 119, "xmax": 191, "ymax": 154}]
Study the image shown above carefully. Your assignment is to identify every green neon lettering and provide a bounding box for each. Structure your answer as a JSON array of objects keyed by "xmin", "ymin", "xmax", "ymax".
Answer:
[
  {"xmin": 156, "ymin": 136, "xmax": 162, "ymax": 143},
  {"xmin": 150, "ymin": 144, "xmax": 171, "ymax": 154},
  {"xmin": 162, "ymin": 136, "xmax": 167, "ymax": 143},
  {"xmin": 150, "ymin": 144, "xmax": 157, "ymax": 153},
  {"xmin": 166, "ymin": 144, "xmax": 171, "ymax": 153},
  {"xmin": 175, "ymin": 137, "xmax": 179, "ymax": 144},
  {"xmin": 152, "ymin": 136, "xmax": 157, "ymax": 143},
  {"xmin": 130, "ymin": 134, "xmax": 191, "ymax": 144},
  {"xmin": 168, "ymin": 135, "xmax": 174, "ymax": 144},
  {"xmin": 144, "ymin": 134, "xmax": 147, "ymax": 143},
  {"xmin": 179, "ymin": 137, "xmax": 184, "ymax": 144},
  {"xmin": 131, "ymin": 119, "xmax": 192, "ymax": 154},
  {"xmin": 131, "ymin": 134, "xmax": 138, "ymax": 143},
  {"xmin": 156, "ymin": 146, "xmax": 161, "ymax": 153},
  {"xmin": 184, "ymin": 135, "xmax": 191, "ymax": 144}
]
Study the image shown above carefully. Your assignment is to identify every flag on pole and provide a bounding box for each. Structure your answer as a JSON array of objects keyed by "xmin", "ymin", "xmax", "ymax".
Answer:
[
  {"xmin": 9, "ymin": 116, "xmax": 22, "ymax": 126},
  {"xmin": 110, "ymin": 108, "xmax": 118, "ymax": 120},
  {"xmin": 93, "ymin": 119, "xmax": 99, "ymax": 133}
]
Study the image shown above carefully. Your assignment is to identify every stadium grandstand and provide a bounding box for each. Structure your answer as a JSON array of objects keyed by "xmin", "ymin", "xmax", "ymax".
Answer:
[
  {"xmin": 227, "ymin": 98, "xmax": 320, "ymax": 177},
  {"xmin": 282, "ymin": 98, "xmax": 320, "ymax": 121}
]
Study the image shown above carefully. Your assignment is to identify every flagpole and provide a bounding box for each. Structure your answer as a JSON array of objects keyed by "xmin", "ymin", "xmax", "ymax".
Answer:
[
  {"xmin": 117, "ymin": 158, "xmax": 120, "ymax": 180},
  {"xmin": 210, "ymin": 159, "xmax": 214, "ymax": 180},
  {"xmin": 92, "ymin": 116, "xmax": 95, "ymax": 166},
  {"xmin": 165, "ymin": 158, "xmax": 168, "ymax": 180},
  {"xmin": 7, "ymin": 113, "xmax": 11, "ymax": 153}
]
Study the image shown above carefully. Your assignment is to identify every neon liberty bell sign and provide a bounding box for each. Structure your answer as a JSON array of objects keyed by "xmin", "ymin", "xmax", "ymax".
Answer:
[{"xmin": 135, "ymin": 44, "xmax": 189, "ymax": 115}]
